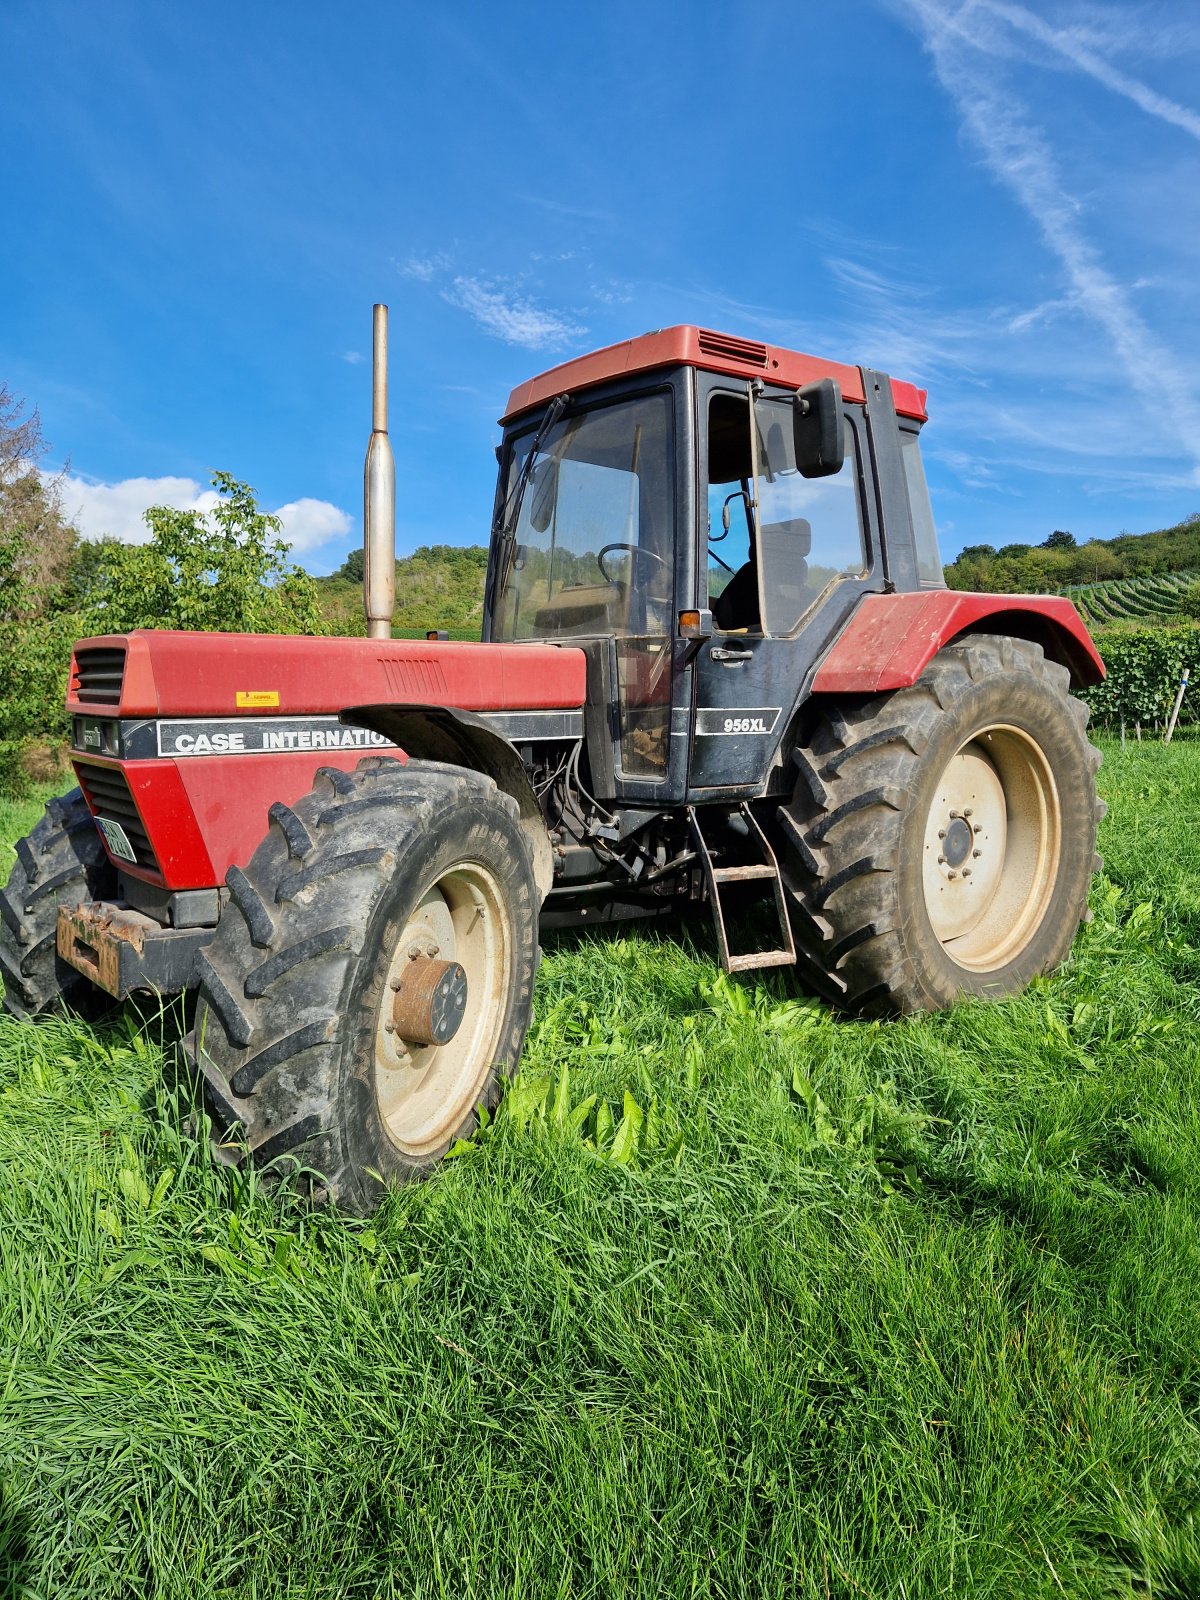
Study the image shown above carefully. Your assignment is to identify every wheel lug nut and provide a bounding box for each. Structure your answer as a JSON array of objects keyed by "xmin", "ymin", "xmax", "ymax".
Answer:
[
  {"xmin": 973, "ymin": 824, "xmax": 983, "ymax": 835},
  {"xmin": 938, "ymin": 854, "xmax": 946, "ymax": 864},
  {"xmin": 962, "ymin": 867, "xmax": 971, "ymax": 877},
  {"xmin": 963, "ymin": 807, "xmax": 973, "ymax": 818},
  {"xmin": 947, "ymin": 870, "xmax": 958, "ymax": 880},
  {"xmin": 973, "ymin": 849, "xmax": 982, "ymax": 859},
  {"xmin": 938, "ymin": 829, "xmax": 946, "ymax": 839}
]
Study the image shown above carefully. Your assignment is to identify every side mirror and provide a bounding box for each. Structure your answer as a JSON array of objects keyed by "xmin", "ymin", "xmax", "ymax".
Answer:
[
  {"xmin": 528, "ymin": 457, "xmax": 559, "ymax": 532},
  {"xmin": 793, "ymin": 379, "xmax": 845, "ymax": 478}
]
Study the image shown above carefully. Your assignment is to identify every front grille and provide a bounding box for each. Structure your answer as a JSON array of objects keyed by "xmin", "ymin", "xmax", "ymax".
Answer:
[
  {"xmin": 76, "ymin": 764, "xmax": 160, "ymax": 873},
  {"xmin": 697, "ymin": 328, "xmax": 768, "ymax": 367},
  {"xmin": 73, "ymin": 646, "xmax": 127, "ymax": 705}
]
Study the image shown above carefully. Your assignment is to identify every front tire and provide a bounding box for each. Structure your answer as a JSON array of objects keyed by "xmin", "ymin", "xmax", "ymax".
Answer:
[
  {"xmin": 182, "ymin": 758, "xmax": 540, "ymax": 1214},
  {"xmin": 780, "ymin": 634, "xmax": 1104, "ymax": 1014},
  {"xmin": 1, "ymin": 787, "xmax": 117, "ymax": 1019}
]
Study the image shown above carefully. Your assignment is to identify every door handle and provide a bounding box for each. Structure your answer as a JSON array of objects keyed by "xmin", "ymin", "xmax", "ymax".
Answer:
[{"xmin": 710, "ymin": 645, "xmax": 752, "ymax": 663}]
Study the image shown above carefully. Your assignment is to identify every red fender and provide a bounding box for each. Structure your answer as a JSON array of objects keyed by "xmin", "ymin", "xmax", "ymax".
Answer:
[{"xmin": 812, "ymin": 592, "xmax": 1105, "ymax": 694}]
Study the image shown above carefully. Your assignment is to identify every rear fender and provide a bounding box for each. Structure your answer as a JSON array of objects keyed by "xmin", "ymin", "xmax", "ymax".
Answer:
[
  {"xmin": 811, "ymin": 592, "xmax": 1105, "ymax": 694},
  {"xmin": 343, "ymin": 703, "xmax": 554, "ymax": 899}
]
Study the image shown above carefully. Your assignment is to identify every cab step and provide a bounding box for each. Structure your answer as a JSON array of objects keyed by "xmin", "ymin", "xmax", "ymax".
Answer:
[{"xmin": 687, "ymin": 803, "xmax": 796, "ymax": 975}]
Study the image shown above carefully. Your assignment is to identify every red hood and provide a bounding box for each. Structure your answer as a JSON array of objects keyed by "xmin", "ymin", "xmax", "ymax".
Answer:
[{"xmin": 66, "ymin": 630, "xmax": 587, "ymax": 719}]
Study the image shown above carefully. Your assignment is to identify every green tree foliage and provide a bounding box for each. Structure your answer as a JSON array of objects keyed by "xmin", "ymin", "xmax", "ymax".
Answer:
[
  {"xmin": 0, "ymin": 388, "xmax": 83, "ymax": 788},
  {"xmin": 0, "ymin": 408, "xmax": 327, "ymax": 790},
  {"xmin": 90, "ymin": 472, "xmax": 326, "ymax": 636},
  {"xmin": 946, "ymin": 513, "xmax": 1200, "ymax": 594},
  {"xmin": 317, "ymin": 543, "xmax": 489, "ymax": 638}
]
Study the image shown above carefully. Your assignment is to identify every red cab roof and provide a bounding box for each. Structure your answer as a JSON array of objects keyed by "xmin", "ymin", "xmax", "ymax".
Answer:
[{"xmin": 502, "ymin": 324, "xmax": 928, "ymax": 424}]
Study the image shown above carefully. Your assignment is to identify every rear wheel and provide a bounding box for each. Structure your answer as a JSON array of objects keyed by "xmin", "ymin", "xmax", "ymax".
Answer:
[
  {"xmin": 182, "ymin": 758, "xmax": 540, "ymax": 1213},
  {"xmin": 1, "ymin": 787, "xmax": 117, "ymax": 1019},
  {"xmin": 779, "ymin": 634, "xmax": 1104, "ymax": 1014}
]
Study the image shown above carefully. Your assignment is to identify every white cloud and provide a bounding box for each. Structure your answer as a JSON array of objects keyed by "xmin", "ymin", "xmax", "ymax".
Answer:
[
  {"xmin": 443, "ymin": 276, "xmax": 585, "ymax": 350},
  {"xmin": 60, "ymin": 475, "xmax": 219, "ymax": 544},
  {"xmin": 400, "ymin": 252, "xmax": 451, "ymax": 282},
  {"xmin": 273, "ymin": 497, "xmax": 353, "ymax": 552},
  {"xmin": 59, "ymin": 473, "xmax": 352, "ymax": 554},
  {"xmin": 341, "ymin": 350, "xmax": 365, "ymax": 365}
]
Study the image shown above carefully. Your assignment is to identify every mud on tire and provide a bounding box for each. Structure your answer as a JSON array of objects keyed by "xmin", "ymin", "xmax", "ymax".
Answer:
[
  {"xmin": 779, "ymin": 633, "xmax": 1105, "ymax": 1015},
  {"xmin": 182, "ymin": 757, "xmax": 540, "ymax": 1214},
  {"xmin": 1, "ymin": 787, "xmax": 117, "ymax": 1019}
]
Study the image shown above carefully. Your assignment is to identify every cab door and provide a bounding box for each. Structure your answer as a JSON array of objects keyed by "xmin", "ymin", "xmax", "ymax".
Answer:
[{"xmin": 688, "ymin": 376, "xmax": 881, "ymax": 797}]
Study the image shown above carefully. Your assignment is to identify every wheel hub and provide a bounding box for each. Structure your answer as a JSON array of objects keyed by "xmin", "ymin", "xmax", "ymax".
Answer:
[
  {"xmin": 391, "ymin": 955, "xmax": 468, "ymax": 1046},
  {"xmin": 941, "ymin": 814, "xmax": 974, "ymax": 869}
]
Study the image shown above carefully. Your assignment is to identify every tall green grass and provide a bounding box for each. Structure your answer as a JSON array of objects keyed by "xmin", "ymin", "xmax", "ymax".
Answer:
[{"xmin": 3, "ymin": 744, "xmax": 1200, "ymax": 1597}]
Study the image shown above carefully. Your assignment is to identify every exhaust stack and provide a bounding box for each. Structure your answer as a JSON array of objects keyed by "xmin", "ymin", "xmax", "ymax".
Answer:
[{"xmin": 363, "ymin": 303, "xmax": 396, "ymax": 640}]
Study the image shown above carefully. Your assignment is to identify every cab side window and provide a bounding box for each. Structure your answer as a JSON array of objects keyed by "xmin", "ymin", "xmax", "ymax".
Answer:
[{"xmin": 704, "ymin": 388, "xmax": 866, "ymax": 636}]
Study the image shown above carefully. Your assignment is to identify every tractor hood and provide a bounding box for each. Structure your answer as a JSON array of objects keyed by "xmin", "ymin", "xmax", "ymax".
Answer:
[{"xmin": 65, "ymin": 630, "xmax": 588, "ymax": 720}]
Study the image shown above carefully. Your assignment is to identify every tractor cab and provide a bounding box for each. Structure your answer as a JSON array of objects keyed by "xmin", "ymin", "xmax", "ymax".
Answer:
[{"xmin": 484, "ymin": 326, "xmax": 942, "ymax": 804}]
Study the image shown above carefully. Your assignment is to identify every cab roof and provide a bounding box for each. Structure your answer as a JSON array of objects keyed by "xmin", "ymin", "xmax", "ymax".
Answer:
[{"xmin": 502, "ymin": 324, "xmax": 928, "ymax": 425}]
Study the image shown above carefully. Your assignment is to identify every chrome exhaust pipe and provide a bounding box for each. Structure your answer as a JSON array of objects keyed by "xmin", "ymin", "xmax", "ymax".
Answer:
[{"xmin": 363, "ymin": 303, "xmax": 396, "ymax": 640}]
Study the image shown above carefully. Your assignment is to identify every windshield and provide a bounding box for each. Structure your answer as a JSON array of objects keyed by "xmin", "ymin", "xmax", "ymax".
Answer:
[{"xmin": 491, "ymin": 391, "xmax": 674, "ymax": 641}]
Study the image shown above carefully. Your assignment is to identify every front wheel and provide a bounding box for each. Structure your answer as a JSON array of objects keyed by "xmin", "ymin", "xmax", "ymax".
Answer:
[
  {"xmin": 780, "ymin": 634, "xmax": 1104, "ymax": 1014},
  {"xmin": 183, "ymin": 758, "xmax": 540, "ymax": 1213},
  {"xmin": 1, "ymin": 787, "xmax": 117, "ymax": 1019}
]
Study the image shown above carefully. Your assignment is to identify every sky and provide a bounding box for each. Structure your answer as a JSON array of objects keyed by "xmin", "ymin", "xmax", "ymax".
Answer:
[{"xmin": 2, "ymin": 0, "xmax": 1199, "ymax": 574}]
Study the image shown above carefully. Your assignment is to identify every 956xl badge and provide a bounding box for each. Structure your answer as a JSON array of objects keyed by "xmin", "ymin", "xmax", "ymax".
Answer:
[{"xmin": 695, "ymin": 707, "xmax": 782, "ymax": 737}]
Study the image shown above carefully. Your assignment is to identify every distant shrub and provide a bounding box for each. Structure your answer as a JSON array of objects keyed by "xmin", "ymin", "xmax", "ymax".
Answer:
[{"xmin": 1082, "ymin": 624, "xmax": 1200, "ymax": 730}]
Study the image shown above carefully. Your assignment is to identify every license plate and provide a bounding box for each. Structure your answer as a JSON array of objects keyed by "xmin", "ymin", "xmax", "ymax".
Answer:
[{"xmin": 96, "ymin": 817, "xmax": 136, "ymax": 863}]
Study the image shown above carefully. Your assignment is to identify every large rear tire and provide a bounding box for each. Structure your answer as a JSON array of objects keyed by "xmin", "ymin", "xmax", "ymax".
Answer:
[
  {"xmin": 779, "ymin": 634, "xmax": 1104, "ymax": 1015},
  {"xmin": 182, "ymin": 757, "xmax": 540, "ymax": 1214},
  {"xmin": 1, "ymin": 787, "xmax": 117, "ymax": 1019}
]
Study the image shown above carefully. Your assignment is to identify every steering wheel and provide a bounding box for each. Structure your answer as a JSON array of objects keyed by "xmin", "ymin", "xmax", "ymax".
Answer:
[{"xmin": 597, "ymin": 543, "xmax": 670, "ymax": 584}]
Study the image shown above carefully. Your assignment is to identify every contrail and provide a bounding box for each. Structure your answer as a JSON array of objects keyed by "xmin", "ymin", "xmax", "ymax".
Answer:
[
  {"xmin": 905, "ymin": 0, "xmax": 1200, "ymax": 484},
  {"xmin": 984, "ymin": 0, "xmax": 1200, "ymax": 143}
]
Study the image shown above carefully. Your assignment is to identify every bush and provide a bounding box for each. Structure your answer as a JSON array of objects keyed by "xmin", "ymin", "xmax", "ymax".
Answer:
[{"xmin": 1081, "ymin": 624, "xmax": 1200, "ymax": 731}]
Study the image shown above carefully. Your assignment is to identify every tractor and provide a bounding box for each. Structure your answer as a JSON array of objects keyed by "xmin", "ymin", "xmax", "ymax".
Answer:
[{"xmin": 1, "ymin": 308, "xmax": 1106, "ymax": 1211}]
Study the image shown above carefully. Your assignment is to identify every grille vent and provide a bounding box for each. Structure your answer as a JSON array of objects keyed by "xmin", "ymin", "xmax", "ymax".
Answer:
[
  {"xmin": 380, "ymin": 655, "xmax": 449, "ymax": 699},
  {"xmin": 73, "ymin": 646, "xmax": 127, "ymax": 705},
  {"xmin": 696, "ymin": 329, "xmax": 769, "ymax": 367},
  {"xmin": 76, "ymin": 765, "xmax": 160, "ymax": 873}
]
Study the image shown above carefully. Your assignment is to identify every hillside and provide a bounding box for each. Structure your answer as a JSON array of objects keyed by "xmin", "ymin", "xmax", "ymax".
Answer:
[
  {"xmin": 313, "ymin": 513, "xmax": 1200, "ymax": 638},
  {"xmin": 944, "ymin": 511, "xmax": 1200, "ymax": 595},
  {"xmin": 1066, "ymin": 570, "xmax": 1200, "ymax": 629},
  {"xmin": 316, "ymin": 544, "xmax": 488, "ymax": 639}
]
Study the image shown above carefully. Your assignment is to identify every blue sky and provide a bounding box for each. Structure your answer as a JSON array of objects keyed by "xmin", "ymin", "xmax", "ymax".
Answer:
[{"xmin": 3, "ymin": 0, "xmax": 1199, "ymax": 574}]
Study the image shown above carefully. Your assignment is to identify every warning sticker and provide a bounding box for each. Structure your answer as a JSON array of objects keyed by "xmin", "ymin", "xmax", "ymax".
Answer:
[{"xmin": 236, "ymin": 690, "xmax": 280, "ymax": 708}]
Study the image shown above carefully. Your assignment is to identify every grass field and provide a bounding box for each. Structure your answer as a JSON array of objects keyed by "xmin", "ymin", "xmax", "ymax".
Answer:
[{"xmin": 3, "ymin": 743, "xmax": 1200, "ymax": 1598}]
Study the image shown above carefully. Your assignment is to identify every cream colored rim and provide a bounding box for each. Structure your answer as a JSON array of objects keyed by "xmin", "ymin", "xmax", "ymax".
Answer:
[
  {"xmin": 373, "ymin": 863, "xmax": 510, "ymax": 1157},
  {"xmin": 921, "ymin": 724, "xmax": 1061, "ymax": 973}
]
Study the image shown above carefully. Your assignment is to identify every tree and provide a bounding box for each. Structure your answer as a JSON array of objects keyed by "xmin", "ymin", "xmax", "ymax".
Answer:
[
  {"xmin": 0, "ymin": 383, "xmax": 79, "ymax": 595},
  {"xmin": 0, "ymin": 387, "xmax": 82, "ymax": 789},
  {"xmin": 339, "ymin": 547, "xmax": 364, "ymax": 583},
  {"xmin": 91, "ymin": 472, "xmax": 327, "ymax": 636},
  {"xmin": 1042, "ymin": 530, "xmax": 1076, "ymax": 551}
]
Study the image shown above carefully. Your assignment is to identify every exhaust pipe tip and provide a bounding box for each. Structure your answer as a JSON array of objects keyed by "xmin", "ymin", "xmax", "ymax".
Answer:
[{"xmin": 364, "ymin": 302, "xmax": 396, "ymax": 641}]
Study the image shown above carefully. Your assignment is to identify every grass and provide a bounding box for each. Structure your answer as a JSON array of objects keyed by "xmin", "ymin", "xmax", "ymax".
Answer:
[{"xmin": 3, "ymin": 744, "xmax": 1200, "ymax": 1597}]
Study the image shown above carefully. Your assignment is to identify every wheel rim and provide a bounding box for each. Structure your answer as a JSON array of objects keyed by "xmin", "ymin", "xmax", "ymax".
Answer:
[
  {"xmin": 921, "ymin": 724, "xmax": 1062, "ymax": 973},
  {"xmin": 373, "ymin": 862, "xmax": 510, "ymax": 1157}
]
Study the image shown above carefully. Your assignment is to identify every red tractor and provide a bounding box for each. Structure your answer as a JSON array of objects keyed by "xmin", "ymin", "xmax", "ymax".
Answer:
[{"xmin": 2, "ymin": 309, "xmax": 1105, "ymax": 1211}]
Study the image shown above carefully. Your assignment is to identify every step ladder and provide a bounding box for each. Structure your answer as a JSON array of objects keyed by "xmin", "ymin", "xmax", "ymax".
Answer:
[{"xmin": 687, "ymin": 803, "xmax": 796, "ymax": 974}]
